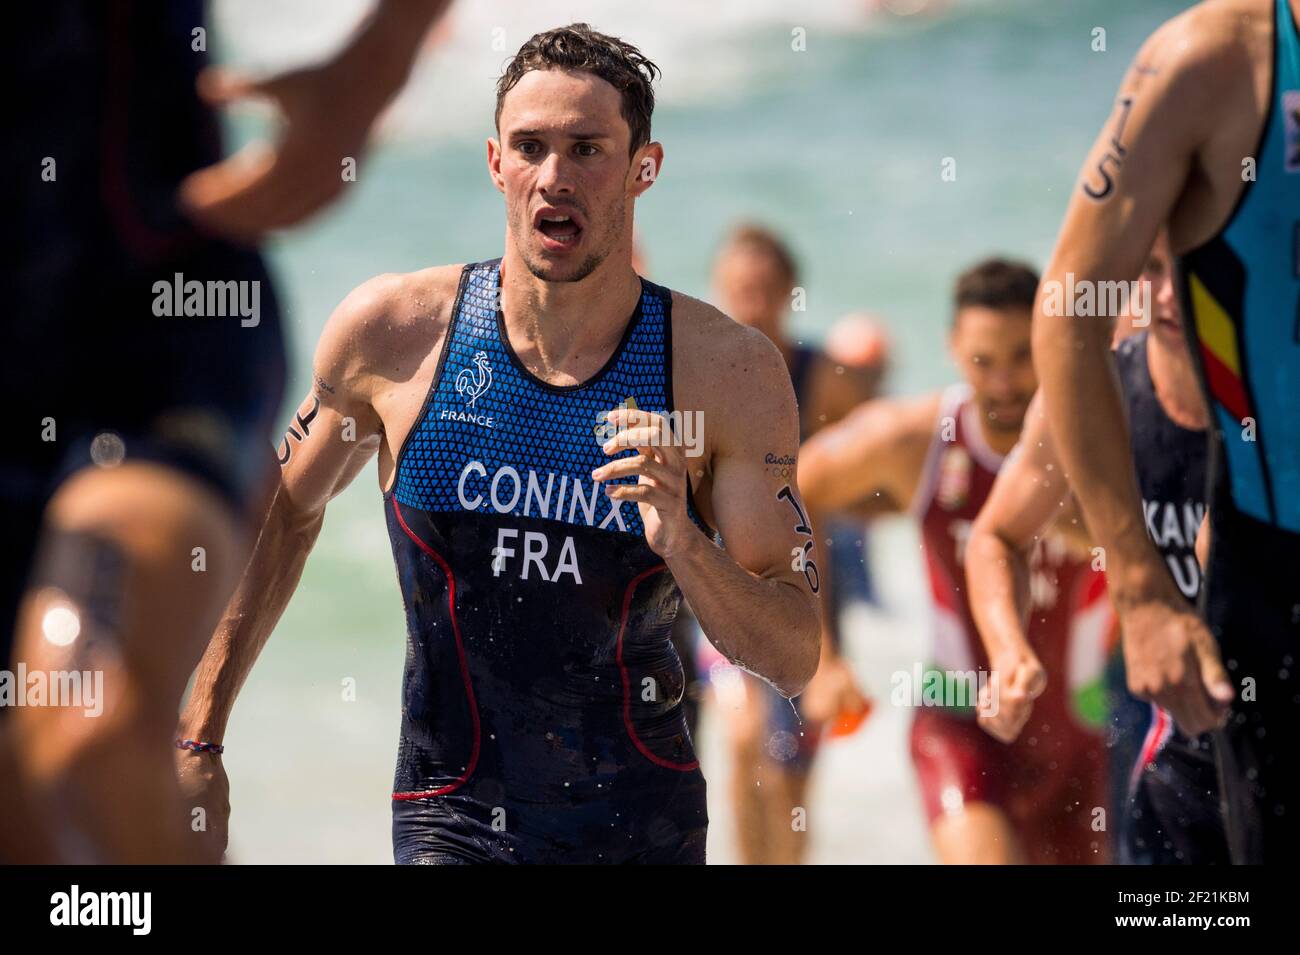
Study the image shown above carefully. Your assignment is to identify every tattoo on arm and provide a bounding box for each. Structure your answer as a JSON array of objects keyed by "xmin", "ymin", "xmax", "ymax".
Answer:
[
  {"xmin": 777, "ymin": 484, "xmax": 820, "ymax": 593},
  {"xmin": 1082, "ymin": 95, "xmax": 1135, "ymax": 201},
  {"xmin": 276, "ymin": 396, "xmax": 321, "ymax": 465},
  {"xmin": 315, "ymin": 376, "xmax": 336, "ymax": 396},
  {"xmin": 764, "ymin": 451, "xmax": 796, "ymax": 480}
]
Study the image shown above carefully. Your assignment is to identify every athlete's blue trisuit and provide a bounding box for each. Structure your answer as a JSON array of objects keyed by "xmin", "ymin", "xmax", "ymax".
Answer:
[{"xmin": 386, "ymin": 260, "xmax": 710, "ymax": 863}]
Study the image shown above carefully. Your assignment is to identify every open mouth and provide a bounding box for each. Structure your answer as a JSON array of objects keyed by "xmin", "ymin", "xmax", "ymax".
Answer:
[{"xmin": 534, "ymin": 208, "xmax": 584, "ymax": 250}]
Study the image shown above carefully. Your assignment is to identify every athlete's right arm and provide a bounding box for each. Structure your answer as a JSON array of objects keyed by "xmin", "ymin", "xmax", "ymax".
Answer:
[
  {"xmin": 798, "ymin": 393, "xmax": 939, "ymax": 518},
  {"xmin": 965, "ymin": 396, "xmax": 1069, "ymax": 742},
  {"xmin": 175, "ymin": 279, "xmax": 394, "ymax": 850}
]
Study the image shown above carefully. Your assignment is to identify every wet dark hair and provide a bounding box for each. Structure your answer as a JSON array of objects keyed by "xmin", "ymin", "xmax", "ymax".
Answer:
[
  {"xmin": 495, "ymin": 23, "xmax": 661, "ymax": 158},
  {"xmin": 953, "ymin": 258, "xmax": 1039, "ymax": 322}
]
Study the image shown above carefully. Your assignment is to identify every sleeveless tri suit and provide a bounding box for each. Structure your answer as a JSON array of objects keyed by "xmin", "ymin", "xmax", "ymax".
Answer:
[
  {"xmin": 1175, "ymin": 0, "xmax": 1300, "ymax": 863},
  {"xmin": 908, "ymin": 384, "xmax": 1113, "ymax": 863},
  {"xmin": 1111, "ymin": 333, "xmax": 1228, "ymax": 864},
  {"xmin": 385, "ymin": 260, "xmax": 711, "ymax": 863}
]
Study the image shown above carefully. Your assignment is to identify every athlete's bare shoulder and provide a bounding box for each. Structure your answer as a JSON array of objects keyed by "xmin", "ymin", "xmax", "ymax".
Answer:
[
  {"xmin": 852, "ymin": 389, "xmax": 943, "ymax": 480},
  {"xmin": 1054, "ymin": 0, "xmax": 1272, "ymax": 263},
  {"xmin": 798, "ymin": 388, "xmax": 944, "ymax": 514},
  {"xmin": 1132, "ymin": 0, "xmax": 1267, "ymax": 90},
  {"xmin": 891, "ymin": 389, "xmax": 946, "ymax": 439},
  {"xmin": 1156, "ymin": 0, "xmax": 1266, "ymax": 53},
  {"xmin": 668, "ymin": 290, "xmax": 798, "ymax": 453},
  {"xmin": 314, "ymin": 264, "xmax": 466, "ymax": 405},
  {"xmin": 670, "ymin": 290, "xmax": 780, "ymax": 367},
  {"xmin": 835, "ymin": 389, "xmax": 944, "ymax": 453},
  {"xmin": 1114, "ymin": 0, "xmax": 1272, "ymax": 245}
]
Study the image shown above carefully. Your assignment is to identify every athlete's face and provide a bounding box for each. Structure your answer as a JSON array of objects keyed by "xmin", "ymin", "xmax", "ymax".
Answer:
[
  {"xmin": 489, "ymin": 68, "xmax": 661, "ymax": 283},
  {"xmin": 950, "ymin": 306, "xmax": 1036, "ymax": 435},
  {"xmin": 711, "ymin": 246, "xmax": 792, "ymax": 333},
  {"xmin": 1143, "ymin": 233, "xmax": 1184, "ymax": 348}
]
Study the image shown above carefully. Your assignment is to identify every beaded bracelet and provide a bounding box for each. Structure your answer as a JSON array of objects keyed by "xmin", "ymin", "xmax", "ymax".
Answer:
[{"xmin": 175, "ymin": 738, "xmax": 225, "ymax": 755}]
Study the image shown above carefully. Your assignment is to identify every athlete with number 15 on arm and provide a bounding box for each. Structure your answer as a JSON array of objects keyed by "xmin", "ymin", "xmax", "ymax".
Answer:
[{"xmin": 1033, "ymin": 0, "xmax": 1300, "ymax": 863}]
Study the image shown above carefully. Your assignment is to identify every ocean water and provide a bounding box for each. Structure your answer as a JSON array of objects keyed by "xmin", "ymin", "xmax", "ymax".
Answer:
[{"xmin": 209, "ymin": 0, "xmax": 1191, "ymax": 863}]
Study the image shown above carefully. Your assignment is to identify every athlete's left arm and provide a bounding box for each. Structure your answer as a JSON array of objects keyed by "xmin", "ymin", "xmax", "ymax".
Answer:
[{"xmin": 594, "ymin": 327, "xmax": 821, "ymax": 698}]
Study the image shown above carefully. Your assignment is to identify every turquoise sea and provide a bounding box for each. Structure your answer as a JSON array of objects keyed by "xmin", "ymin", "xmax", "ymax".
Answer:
[{"xmin": 210, "ymin": 0, "xmax": 1190, "ymax": 862}]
